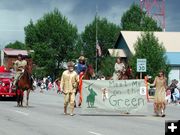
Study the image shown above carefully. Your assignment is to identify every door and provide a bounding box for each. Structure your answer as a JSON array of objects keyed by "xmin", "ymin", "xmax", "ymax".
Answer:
[{"xmin": 168, "ymin": 67, "xmax": 180, "ymax": 84}]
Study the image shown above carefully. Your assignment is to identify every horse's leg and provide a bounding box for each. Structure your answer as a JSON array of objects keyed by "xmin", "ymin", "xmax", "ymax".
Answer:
[
  {"xmin": 26, "ymin": 89, "xmax": 30, "ymax": 107},
  {"xmin": 20, "ymin": 90, "xmax": 23, "ymax": 107},
  {"xmin": 16, "ymin": 89, "xmax": 20, "ymax": 107},
  {"xmin": 78, "ymin": 85, "xmax": 82, "ymax": 107},
  {"xmin": 78, "ymin": 96, "xmax": 82, "ymax": 107},
  {"xmin": 17, "ymin": 95, "xmax": 20, "ymax": 107},
  {"xmin": 16, "ymin": 90, "xmax": 19, "ymax": 107}
]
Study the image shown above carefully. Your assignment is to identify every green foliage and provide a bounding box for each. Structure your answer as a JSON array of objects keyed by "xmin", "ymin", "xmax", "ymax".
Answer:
[
  {"xmin": 73, "ymin": 35, "xmax": 84, "ymax": 58},
  {"xmin": 99, "ymin": 56, "xmax": 116, "ymax": 77},
  {"xmin": 32, "ymin": 67, "xmax": 47, "ymax": 79},
  {"xmin": 5, "ymin": 41, "xmax": 27, "ymax": 50},
  {"xmin": 24, "ymin": 8, "xmax": 78, "ymax": 78},
  {"xmin": 22, "ymin": 4, "xmax": 164, "ymax": 79},
  {"xmin": 129, "ymin": 32, "xmax": 170, "ymax": 79},
  {"xmin": 81, "ymin": 17, "xmax": 120, "ymax": 66},
  {"xmin": 24, "ymin": 20, "xmax": 39, "ymax": 50},
  {"xmin": 121, "ymin": 4, "xmax": 162, "ymax": 31}
]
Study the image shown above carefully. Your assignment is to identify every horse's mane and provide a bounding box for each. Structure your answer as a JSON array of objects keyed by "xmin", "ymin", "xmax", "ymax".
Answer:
[
  {"xmin": 22, "ymin": 68, "xmax": 29, "ymax": 80},
  {"xmin": 83, "ymin": 64, "xmax": 95, "ymax": 80},
  {"xmin": 18, "ymin": 67, "xmax": 32, "ymax": 90}
]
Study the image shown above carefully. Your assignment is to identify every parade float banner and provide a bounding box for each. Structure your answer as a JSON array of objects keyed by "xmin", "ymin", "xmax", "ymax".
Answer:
[{"xmin": 81, "ymin": 80, "xmax": 147, "ymax": 114}]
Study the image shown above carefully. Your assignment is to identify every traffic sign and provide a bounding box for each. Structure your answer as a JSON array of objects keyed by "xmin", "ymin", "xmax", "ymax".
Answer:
[{"xmin": 137, "ymin": 59, "xmax": 147, "ymax": 72}]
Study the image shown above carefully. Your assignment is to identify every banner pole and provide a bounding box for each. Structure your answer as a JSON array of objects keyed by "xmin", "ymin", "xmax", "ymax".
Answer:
[{"xmin": 145, "ymin": 76, "xmax": 149, "ymax": 102}]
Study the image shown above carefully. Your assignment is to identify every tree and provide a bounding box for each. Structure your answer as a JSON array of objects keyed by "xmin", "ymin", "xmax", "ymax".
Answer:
[
  {"xmin": 24, "ymin": 9, "xmax": 78, "ymax": 78},
  {"xmin": 81, "ymin": 17, "xmax": 120, "ymax": 71},
  {"xmin": 99, "ymin": 56, "xmax": 116, "ymax": 77},
  {"xmin": 129, "ymin": 32, "xmax": 170, "ymax": 79},
  {"xmin": 121, "ymin": 4, "xmax": 162, "ymax": 31},
  {"xmin": 5, "ymin": 41, "xmax": 26, "ymax": 50},
  {"xmin": 24, "ymin": 20, "xmax": 38, "ymax": 49}
]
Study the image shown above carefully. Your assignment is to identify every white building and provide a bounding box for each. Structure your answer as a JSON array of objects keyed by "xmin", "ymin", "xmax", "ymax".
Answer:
[{"xmin": 113, "ymin": 31, "xmax": 180, "ymax": 82}]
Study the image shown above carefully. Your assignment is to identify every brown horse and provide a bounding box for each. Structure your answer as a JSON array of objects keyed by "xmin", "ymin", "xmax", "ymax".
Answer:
[
  {"xmin": 83, "ymin": 65, "xmax": 96, "ymax": 80},
  {"xmin": 109, "ymin": 66, "xmax": 133, "ymax": 80},
  {"xmin": 16, "ymin": 68, "xmax": 33, "ymax": 107},
  {"xmin": 118, "ymin": 71, "xmax": 128, "ymax": 80},
  {"xmin": 75, "ymin": 65, "xmax": 96, "ymax": 107}
]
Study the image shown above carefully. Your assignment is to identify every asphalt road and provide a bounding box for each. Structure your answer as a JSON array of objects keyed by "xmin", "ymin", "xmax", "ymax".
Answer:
[{"xmin": 0, "ymin": 88, "xmax": 179, "ymax": 135}]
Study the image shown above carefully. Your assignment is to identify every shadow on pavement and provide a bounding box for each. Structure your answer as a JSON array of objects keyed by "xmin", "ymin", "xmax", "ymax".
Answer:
[
  {"xmin": 79, "ymin": 114, "xmax": 147, "ymax": 117},
  {"xmin": 0, "ymin": 97, "xmax": 16, "ymax": 101},
  {"xmin": 13, "ymin": 105, "xmax": 36, "ymax": 108}
]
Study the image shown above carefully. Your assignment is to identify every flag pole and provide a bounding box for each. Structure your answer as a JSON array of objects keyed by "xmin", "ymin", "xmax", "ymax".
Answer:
[{"xmin": 95, "ymin": 5, "xmax": 98, "ymax": 74}]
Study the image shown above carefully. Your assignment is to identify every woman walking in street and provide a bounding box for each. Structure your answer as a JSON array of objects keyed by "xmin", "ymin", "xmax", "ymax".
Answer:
[{"xmin": 152, "ymin": 70, "xmax": 167, "ymax": 117}]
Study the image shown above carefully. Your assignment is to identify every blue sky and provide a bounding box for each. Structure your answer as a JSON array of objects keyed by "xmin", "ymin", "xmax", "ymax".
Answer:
[{"xmin": 0, "ymin": 0, "xmax": 179, "ymax": 48}]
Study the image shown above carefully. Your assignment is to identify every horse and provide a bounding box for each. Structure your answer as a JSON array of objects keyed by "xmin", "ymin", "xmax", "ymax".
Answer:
[
  {"xmin": 126, "ymin": 66, "xmax": 134, "ymax": 79},
  {"xmin": 83, "ymin": 65, "xmax": 96, "ymax": 80},
  {"xmin": 75, "ymin": 64, "xmax": 96, "ymax": 107},
  {"xmin": 16, "ymin": 67, "xmax": 33, "ymax": 107},
  {"xmin": 118, "ymin": 71, "xmax": 128, "ymax": 80},
  {"xmin": 110, "ymin": 66, "xmax": 133, "ymax": 80}
]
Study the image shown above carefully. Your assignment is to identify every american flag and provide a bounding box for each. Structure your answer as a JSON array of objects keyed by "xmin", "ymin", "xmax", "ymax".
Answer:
[{"xmin": 96, "ymin": 41, "xmax": 102, "ymax": 56}]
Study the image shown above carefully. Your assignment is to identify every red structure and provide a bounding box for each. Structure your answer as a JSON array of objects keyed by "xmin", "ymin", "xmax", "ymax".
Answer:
[
  {"xmin": 1, "ymin": 48, "xmax": 33, "ymax": 73},
  {"xmin": 140, "ymin": 0, "xmax": 165, "ymax": 31}
]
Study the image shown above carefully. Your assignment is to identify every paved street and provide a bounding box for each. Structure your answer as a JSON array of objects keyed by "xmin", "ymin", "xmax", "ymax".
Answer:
[{"xmin": 0, "ymin": 88, "xmax": 179, "ymax": 135}]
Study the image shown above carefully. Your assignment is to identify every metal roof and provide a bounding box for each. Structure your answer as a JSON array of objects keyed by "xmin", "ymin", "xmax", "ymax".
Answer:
[
  {"xmin": 3, "ymin": 48, "xmax": 31, "ymax": 56},
  {"xmin": 116, "ymin": 31, "xmax": 180, "ymax": 54}
]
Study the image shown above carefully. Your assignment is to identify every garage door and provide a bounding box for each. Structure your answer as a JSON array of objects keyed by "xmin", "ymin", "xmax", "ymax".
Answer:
[{"xmin": 168, "ymin": 67, "xmax": 180, "ymax": 83}]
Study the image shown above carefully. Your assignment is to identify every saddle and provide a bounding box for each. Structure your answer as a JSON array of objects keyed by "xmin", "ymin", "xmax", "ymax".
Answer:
[{"xmin": 17, "ymin": 68, "xmax": 33, "ymax": 85}]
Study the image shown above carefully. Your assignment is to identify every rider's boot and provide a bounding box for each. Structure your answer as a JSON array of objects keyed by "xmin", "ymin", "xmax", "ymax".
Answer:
[{"xmin": 12, "ymin": 80, "xmax": 17, "ymax": 91}]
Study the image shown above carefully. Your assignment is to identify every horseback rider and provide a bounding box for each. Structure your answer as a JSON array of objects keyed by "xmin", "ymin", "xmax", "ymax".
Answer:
[
  {"xmin": 75, "ymin": 56, "xmax": 87, "ymax": 106},
  {"xmin": 113, "ymin": 57, "xmax": 126, "ymax": 80},
  {"xmin": 76, "ymin": 56, "xmax": 87, "ymax": 75},
  {"xmin": 13, "ymin": 54, "xmax": 27, "ymax": 88}
]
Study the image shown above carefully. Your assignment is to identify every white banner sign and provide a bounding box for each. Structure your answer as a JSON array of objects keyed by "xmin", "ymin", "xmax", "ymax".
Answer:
[{"xmin": 82, "ymin": 80, "xmax": 147, "ymax": 115}]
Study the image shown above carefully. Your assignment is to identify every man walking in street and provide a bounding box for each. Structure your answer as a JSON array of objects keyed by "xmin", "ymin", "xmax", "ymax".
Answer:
[{"xmin": 60, "ymin": 61, "xmax": 79, "ymax": 116}]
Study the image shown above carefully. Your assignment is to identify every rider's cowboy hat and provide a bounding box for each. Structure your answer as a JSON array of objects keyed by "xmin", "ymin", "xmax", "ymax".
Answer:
[
  {"xmin": 79, "ymin": 56, "xmax": 85, "ymax": 61},
  {"xmin": 67, "ymin": 61, "xmax": 75, "ymax": 67},
  {"xmin": 18, "ymin": 54, "xmax": 23, "ymax": 57}
]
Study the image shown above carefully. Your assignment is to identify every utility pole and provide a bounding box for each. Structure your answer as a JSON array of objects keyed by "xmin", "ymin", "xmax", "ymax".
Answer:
[{"xmin": 95, "ymin": 5, "xmax": 98, "ymax": 74}]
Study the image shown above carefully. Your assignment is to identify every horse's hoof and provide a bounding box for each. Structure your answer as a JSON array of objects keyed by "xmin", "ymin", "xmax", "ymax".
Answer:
[{"xmin": 78, "ymin": 103, "xmax": 81, "ymax": 107}]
